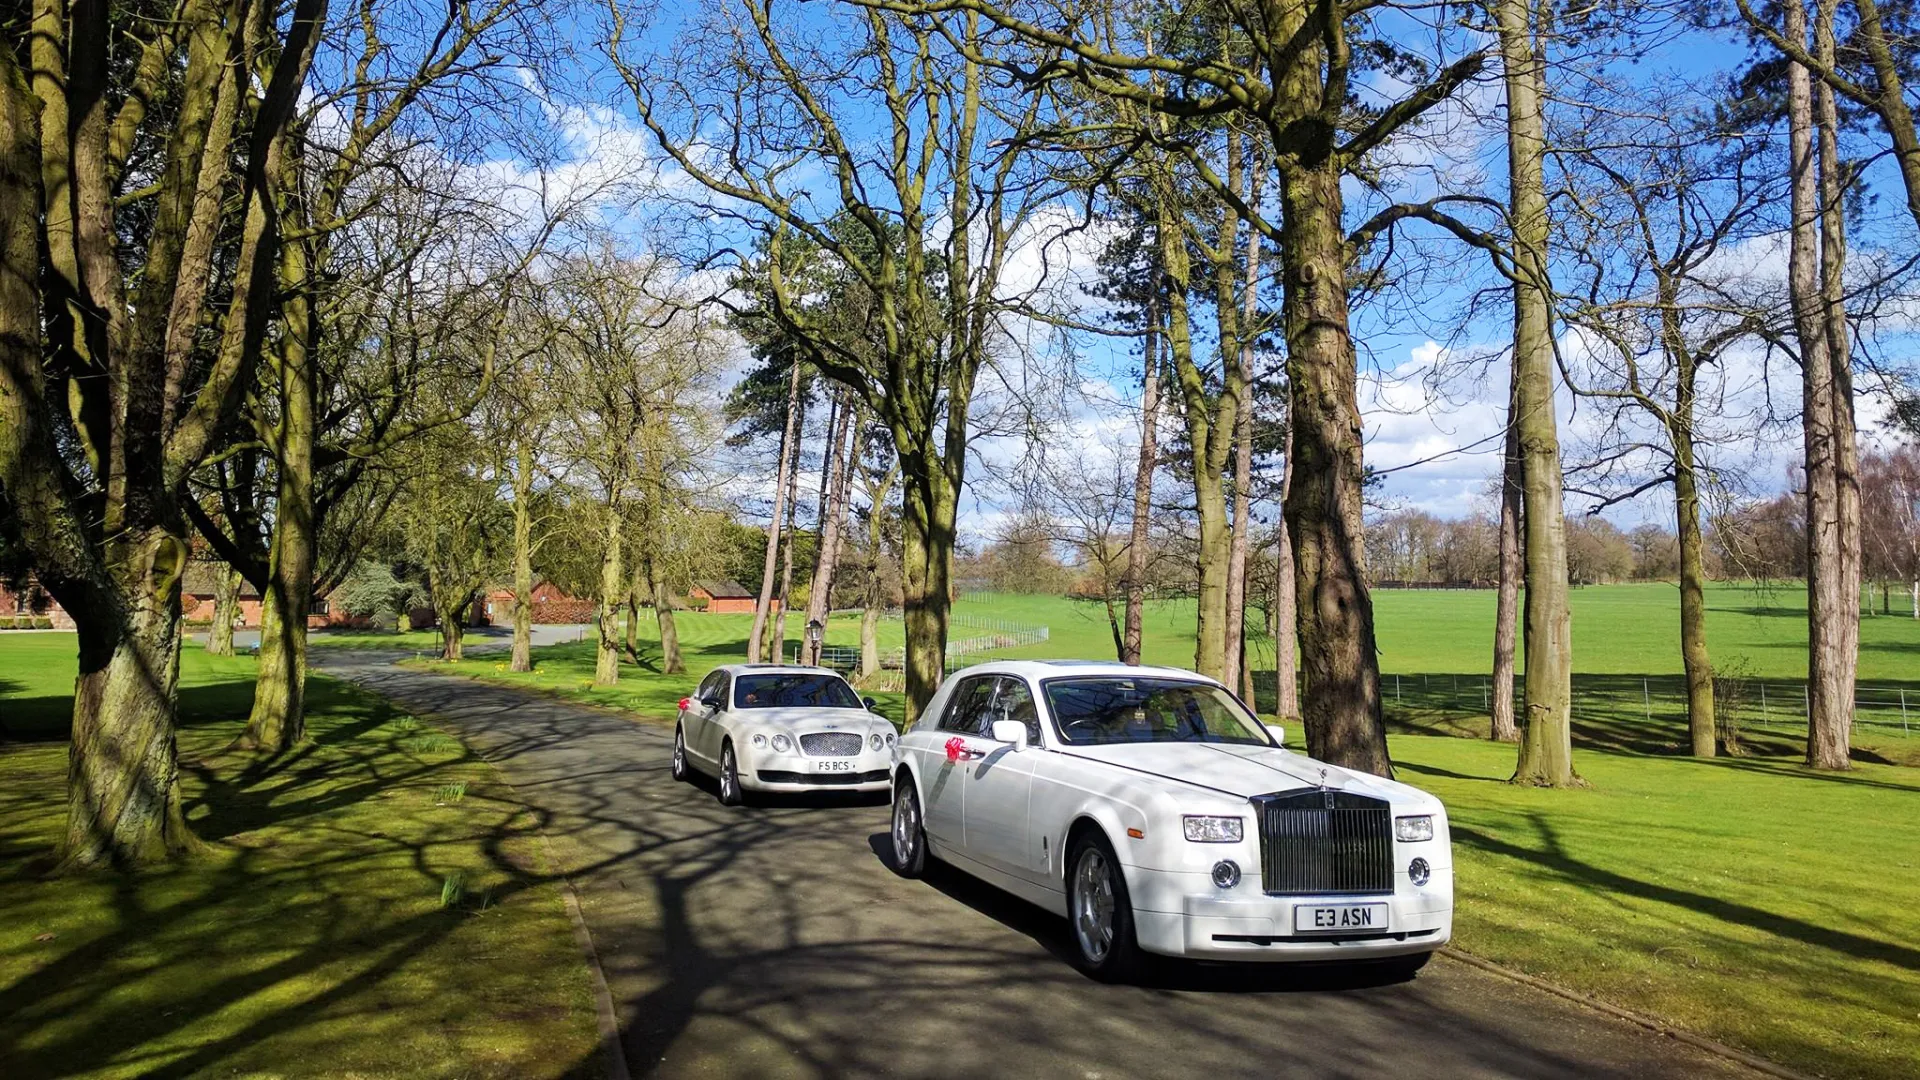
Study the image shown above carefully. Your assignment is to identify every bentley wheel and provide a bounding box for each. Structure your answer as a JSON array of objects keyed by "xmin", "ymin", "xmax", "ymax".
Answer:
[
  {"xmin": 671, "ymin": 725, "xmax": 689, "ymax": 782},
  {"xmin": 890, "ymin": 777, "xmax": 927, "ymax": 878},
  {"xmin": 718, "ymin": 741, "xmax": 744, "ymax": 807},
  {"xmin": 1067, "ymin": 832, "xmax": 1142, "ymax": 983}
]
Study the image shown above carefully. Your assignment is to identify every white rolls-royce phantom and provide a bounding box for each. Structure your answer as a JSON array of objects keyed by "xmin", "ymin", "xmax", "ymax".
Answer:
[
  {"xmin": 887, "ymin": 660, "xmax": 1452, "ymax": 981},
  {"xmin": 673, "ymin": 664, "xmax": 897, "ymax": 805}
]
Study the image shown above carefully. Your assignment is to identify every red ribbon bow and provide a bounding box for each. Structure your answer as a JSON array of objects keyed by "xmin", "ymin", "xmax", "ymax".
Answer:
[{"xmin": 944, "ymin": 736, "xmax": 967, "ymax": 763}]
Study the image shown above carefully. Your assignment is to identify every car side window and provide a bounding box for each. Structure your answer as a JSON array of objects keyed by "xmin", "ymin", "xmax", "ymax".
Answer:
[
  {"xmin": 712, "ymin": 673, "xmax": 731, "ymax": 710},
  {"xmin": 938, "ymin": 677, "xmax": 994, "ymax": 736},
  {"xmin": 695, "ymin": 672, "xmax": 720, "ymax": 705},
  {"xmin": 990, "ymin": 677, "xmax": 1042, "ymax": 745}
]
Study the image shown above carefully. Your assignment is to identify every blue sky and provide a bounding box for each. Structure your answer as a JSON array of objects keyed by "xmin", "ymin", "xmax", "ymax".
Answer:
[{"xmin": 486, "ymin": 1, "xmax": 1919, "ymax": 540}]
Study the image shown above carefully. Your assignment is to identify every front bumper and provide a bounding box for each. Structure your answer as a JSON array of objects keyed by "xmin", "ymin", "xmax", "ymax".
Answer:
[
  {"xmin": 740, "ymin": 746, "xmax": 893, "ymax": 792},
  {"xmin": 1127, "ymin": 863, "xmax": 1454, "ymax": 962}
]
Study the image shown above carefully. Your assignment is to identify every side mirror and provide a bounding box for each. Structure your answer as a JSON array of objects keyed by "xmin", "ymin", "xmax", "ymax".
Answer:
[
  {"xmin": 990, "ymin": 720, "xmax": 1030, "ymax": 750},
  {"xmin": 1265, "ymin": 722, "xmax": 1286, "ymax": 748},
  {"xmin": 700, "ymin": 695, "xmax": 722, "ymax": 711},
  {"xmin": 863, "ymin": 696, "xmax": 879, "ymax": 712}
]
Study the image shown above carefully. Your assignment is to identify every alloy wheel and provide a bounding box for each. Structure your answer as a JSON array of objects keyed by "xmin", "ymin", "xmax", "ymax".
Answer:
[
  {"xmin": 893, "ymin": 785, "xmax": 918, "ymax": 865},
  {"xmin": 1073, "ymin": 846, "xmax": 1117, "ymax": 964}
]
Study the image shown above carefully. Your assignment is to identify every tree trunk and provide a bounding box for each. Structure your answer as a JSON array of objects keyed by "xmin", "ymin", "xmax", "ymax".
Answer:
[
  {"xmin": 1818, "ymin": 1, "xmax": 1862, "ymax": 770},
  {"xmin": 595, "ymin": 509, "xmax": 622, "ymax": 687},
  {"xmin": 860, "ymin": 605, "xmax": 883, "ymax": 676},
  {"xmin": 1122, "ymin": 288, "xmax": 1161, "ymax": 665},
  {"xmin": 770, "ymin": 403, "xmax": 803, "ymax": 664},
  {"xmin": 1788, "ymin": 0, "xmax": 1856, "ymax": 770},
  {"xmin": 1273, "ymin": 426, "xmax": 1299, "ymax": 719},
  {"xmin": 803, "ymin": 392, "xmax": 857, "ymax": 664},
  {"xmin": 1278, "ymin": 161, "xmax": 1390, "ymax": 776},
  {"xmin": 649, "ymin": 555, "xmax": 684, "ymax": 675},
  {"xmin": 438, "ymin": 596, "xmax": 465, "ymax": 662},
  {"xmin": 1154, "ymin": 175, "xmax": 1234, "ymax": 683},
  {"xmin": 510, "ymin": 438, "xmax": 534, "ymax": 672},
  {"xmin": 625, "ymin": 573, "xmax": 642, "ymax": 660},
  {"xmin": 748, "ymin": 361, "xmax": 803, "ymax": 662},
  {"xmin": 1223, "ymin": 210, "xmax": 1262, "ymax": 694},
  {"xmin": 1674, "ymin": 445, "xmax": 1717, "ymax": 756},
  {"xmin": 61, "ymin": 531, "xmax": 199, "ymax": 869},
  {"xmin": 237, "ymin": 218, "xmax": 317, "ymax": 753},
  {"xmin": 1500, "ymin": 0, "xmax": 1578, "ymax": 787},
  {"xmin": 209, "ymin": 567, "xmax": 239, "ymax": 656},
  {"xmin": 899, "ymin": 462, "xmax": 957, "ymax": 721},
  {"xmin": 1490, "ymin": 377, "xmax": 1523, "ymax": 743},
  {"xmin": 238, "ymin": 389, "xmax": 314, "ymax": 752}
]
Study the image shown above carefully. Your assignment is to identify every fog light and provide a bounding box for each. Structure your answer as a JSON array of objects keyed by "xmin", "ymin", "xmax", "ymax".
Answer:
[
  {"xmin": 771, "ymin": 734, "xmax": 792, "ymax": 752},
  {"xmin": 751, "ymin": 734, "xmax": 768, "ymax": 748},
  {"xmin": 1211, "ymin": 860, "xmax": 1241, "ymax": 889},
  {"xmin": 870, "ymin": 733, "xmax": 884, "ymax": 751},
  {"xmin": 1409, "ymin": 857, "xmax": 1431, "ymax": 887}
]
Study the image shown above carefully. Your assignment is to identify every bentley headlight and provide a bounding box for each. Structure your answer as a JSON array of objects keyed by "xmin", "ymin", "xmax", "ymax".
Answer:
[
  {"xmin": 885, "ymin": 733, "xmax": 896, "ymax": 747},
  {"xmin": 870, "ymin": 733, "xmax": 884, "ymax": 751},
  {"xmin": 771, "ymin": 733, "xmax": 792, "ymax": 753},
  {"xmin": 1182, "ymin": 815, "xmax": 1244, "ymax": 843},
  {"xmin": 1395, "ymin": 815, "xmax": 1434, "ymax": 842}
]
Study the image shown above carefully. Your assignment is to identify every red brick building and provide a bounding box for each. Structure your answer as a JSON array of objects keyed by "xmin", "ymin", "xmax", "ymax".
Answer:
[
  {"xmin": 482, "ymin": 580, "xmax": 594, "ymax": 625},
  {"xmin": 181, "ymin": 562, "xmax": 367, "ymax": 630},
  {"xmin": 690, "ymin": 579, "xmax": 772, "ymax": 615},
  {"xmin": 0, "ymin": 577, "xmax": 75, "ymax": 629}
]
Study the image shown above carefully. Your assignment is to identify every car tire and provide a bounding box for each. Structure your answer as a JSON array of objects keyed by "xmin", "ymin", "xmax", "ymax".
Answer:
[
  {"xmin": 1066, "ymin": 831, "xmax": 1143, "ymax": 983},
  {"xmin": 718, "ymin": 741, "xmax": 745, "ymax": 807},
  {"xmin": 889, "ymin": 776, "xmax": 928, "ymax": 878},
  {"xmin": 671, "ymin": 725, "xmax": 689, "ymax": 782}
]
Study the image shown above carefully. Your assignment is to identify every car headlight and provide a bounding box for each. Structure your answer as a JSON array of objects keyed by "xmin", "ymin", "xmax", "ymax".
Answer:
[
  {"xmin": 870, "ymin": 733, "xmax": 884, "ymax": 751},
  {"xmin": 885, "ymin": 732, "xmax": 896, "ymax": 747},
  {"xmin": 1182, "ymin": 815, "xmax": 1244, "ymax": 843},
  {"xmin": 771, "ymin": 734, "xmax": 792, "ymax": 753},
  {"xmin": 751, "ymin": 734, "xmax": 768, "ymax": 748},
  {"xmin": 1395, "ymin": 815, "xmax": 1434, "ymax": 842}
]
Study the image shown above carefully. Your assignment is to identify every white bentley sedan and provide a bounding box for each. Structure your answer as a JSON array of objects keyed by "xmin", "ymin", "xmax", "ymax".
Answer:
[
  {"xmin": 887, "ymin": 660, "xmax": 1452, "ymax": 981},
  {"xmin": 673, "ymin": 664, "xmax": 897, "ymax": 805}
]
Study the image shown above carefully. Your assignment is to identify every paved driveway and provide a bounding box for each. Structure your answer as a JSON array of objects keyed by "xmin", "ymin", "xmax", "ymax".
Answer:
[{"xmin": 317, "ymin": 654, "xmax": 1766, "ymax": 1080}]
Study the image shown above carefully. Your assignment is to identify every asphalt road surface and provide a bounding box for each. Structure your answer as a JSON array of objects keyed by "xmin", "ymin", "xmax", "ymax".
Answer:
[{"xmin": 317, "ymin": 654, "xmax": 1768, "ymax": 1080}]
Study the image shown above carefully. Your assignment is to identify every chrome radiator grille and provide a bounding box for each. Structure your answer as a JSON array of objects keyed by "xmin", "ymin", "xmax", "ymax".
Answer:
[
  {"xmin": 1252, "ymin": 789, "xmax": 1394, "ymax": 896},
  {"xmin": 798, "ymin": 732, "xmax": 864, "ymax": 757}
]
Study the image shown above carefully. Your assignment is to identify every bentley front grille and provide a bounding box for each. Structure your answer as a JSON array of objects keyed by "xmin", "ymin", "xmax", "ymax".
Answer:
[
  {"xmin": 1253, "ymin": 789, "xmax": 1394, "ymax": 896},
  {"xmin": 798, "ymin": 732, "xmax": 864, "ymax": 757}
]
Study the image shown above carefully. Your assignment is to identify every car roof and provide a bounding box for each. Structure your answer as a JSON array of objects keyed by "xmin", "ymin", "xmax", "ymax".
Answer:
[
  {"xmin": 716, "ymin": 663, "xmax": 846, "ymax": 677},
  {"xmin": 948, "ymin": 659, "xmax": 1223, "ymax": 685}
]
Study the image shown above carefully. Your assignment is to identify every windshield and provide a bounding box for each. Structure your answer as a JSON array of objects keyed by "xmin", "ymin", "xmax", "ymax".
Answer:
[
  {"xmin": 1043, "ymin": 677, "xmax": 1271, "ymax": 746},
  {"xmin": 733, "ymin": 673, "xmax": 862, "ymax": 710}
]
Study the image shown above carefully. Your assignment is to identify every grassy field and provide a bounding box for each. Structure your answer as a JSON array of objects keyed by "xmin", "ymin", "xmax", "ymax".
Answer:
[
  {"xmin": 0, "ymin": 638, "xmax": 601, "ymax": 1079},
  {"xmin": 408, "ymin": 582, "xmax": 1920, "ymax": 1079}
]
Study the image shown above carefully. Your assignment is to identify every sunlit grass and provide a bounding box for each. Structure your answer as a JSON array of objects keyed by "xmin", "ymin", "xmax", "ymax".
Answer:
[{"xmin": 0, "ymin": 642, "xmax": 601, "ymax": 1079}]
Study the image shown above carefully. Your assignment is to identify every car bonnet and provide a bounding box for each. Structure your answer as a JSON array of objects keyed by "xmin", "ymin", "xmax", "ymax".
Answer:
[{"xmin": 1054, "ymin": 741, "xmax": 1408, "ymax": 802}]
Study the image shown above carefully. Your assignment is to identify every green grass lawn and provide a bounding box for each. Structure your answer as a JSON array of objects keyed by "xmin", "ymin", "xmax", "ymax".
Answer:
[
  {"xmin": 413, "ymin": 583, "xmax": 1920, "ymax": 1079},
  {"xmin": 1403, "ymin": 732, "xmax": 1918, "ymax": 1080},
  {"xmin": 0, "ymin": 639, "xmax": 601, "ymax": 1079}
]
